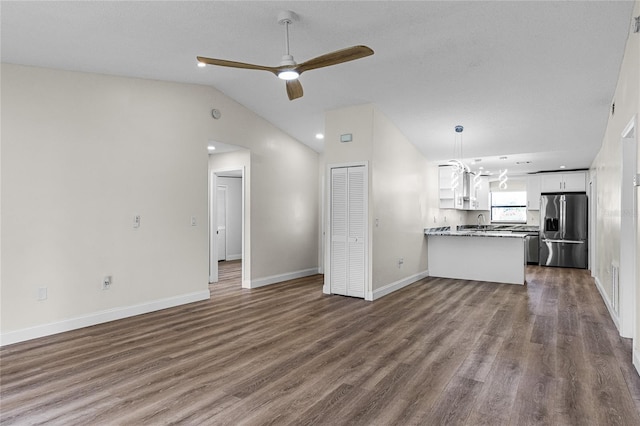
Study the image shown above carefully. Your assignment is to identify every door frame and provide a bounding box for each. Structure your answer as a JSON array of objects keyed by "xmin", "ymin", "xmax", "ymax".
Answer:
[
  {"xmin": 589, "ymin": 171, "xmax": 597, "ymax": 278},
  {"xmin": 209, "ymin": 168, "xmax": 247, "ymax": 285},
  {"xmin": 619, "ymin": 114, "xmax": 637, "ymax": 339},
  {"xmin": 216, "ymin": 185, "xmax": 228, "ymax": 261},
  {"xmin": 324, "ymin": 161, "xmax": 371, "ymax": 300}
]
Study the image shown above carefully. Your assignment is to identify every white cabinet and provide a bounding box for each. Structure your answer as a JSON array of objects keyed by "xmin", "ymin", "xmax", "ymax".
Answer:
[
  {"xmin": 470, "ymin": 175, "xmax": 489, "ymax": 210},
  {"xmin": 439, "ymin": 166, "xmax": 456, "ymax": 209},
  {"xmin": 439, "ymin": 165, "xmax": 465, "ymax": 209},
  {"xmin": 540, "ymin": 172, "xmax": 586, "ymax": 193},
  {"xmin": 439, "ymin": 166, "xmax": 487, "ymax": 210},
  {"xmin": 562, "ymin": 172, "xmax": 587, "ymax": 192},
  {"xmin": 526, "ymin": 175, "xmax": 541, "ymax": 210}
]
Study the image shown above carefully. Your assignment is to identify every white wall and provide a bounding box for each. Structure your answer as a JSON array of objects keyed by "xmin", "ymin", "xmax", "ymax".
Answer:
[
  {"xmin": 217, "ymin": 176, "xmax": 242, "ymax": 260},
  {"xmin": 590, "ymin": 0, "xmax": 639, "ymax": 357},
  {"xmin": 371, "ymin": 108, "xmax": 430, "ymax": 293},
  {"xmin": 323, "ymin": 104, "xmax": 431, "ymax": 299},
  {"xmin": 1, "ymin": 64, "xmax": 319, "ymax": 344}
]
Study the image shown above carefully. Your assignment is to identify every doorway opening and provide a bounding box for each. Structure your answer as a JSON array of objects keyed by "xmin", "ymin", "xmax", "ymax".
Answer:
[{"xmin": 208, "ymin": 142, "xmax": 250, "ymax": 288}]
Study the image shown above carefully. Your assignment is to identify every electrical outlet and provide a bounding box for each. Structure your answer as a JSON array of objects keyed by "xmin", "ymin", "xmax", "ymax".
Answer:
[
  {"xmin": 133, "ymin": 215, "xmax": 141, "ymax": 228},
  {"xmin": 191, "ymin": 216, "xmax": 197, "ymax": 226},
  {"xmin": 102, "ymin": 276, "xmax": 112, "ymax": 290}
]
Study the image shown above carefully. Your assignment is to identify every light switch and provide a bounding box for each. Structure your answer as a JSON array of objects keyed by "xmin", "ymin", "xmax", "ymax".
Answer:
[
  {"xmin": 191, "ymin": 216, "xmax": 197, "ymax": 226},
  {"xmin": 133, "ymin": 215, "xmax": 141, "ymax": 228},
  {"xmin": 37, "ymin": 287, "xmax": 47, "ymax": 301}
]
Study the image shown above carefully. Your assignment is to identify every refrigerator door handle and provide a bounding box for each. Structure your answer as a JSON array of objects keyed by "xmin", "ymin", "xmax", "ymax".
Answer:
[
  {"xmin": 560, "ymin": 195, "xmax": 566, "ymax": 239},
  {"xmin": 542, "ymin": 239, "xmax": 585, "ymax": 244}
]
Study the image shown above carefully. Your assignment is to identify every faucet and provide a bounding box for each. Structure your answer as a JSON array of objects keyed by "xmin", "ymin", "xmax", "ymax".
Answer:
[{"xmin": 477, "ymin": 213, "xmax": 485, "ymax": 227}]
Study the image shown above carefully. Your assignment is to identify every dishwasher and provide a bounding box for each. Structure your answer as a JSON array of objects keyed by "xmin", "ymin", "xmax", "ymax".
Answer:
[{"xmin": 526, "ymin": 234, "xmax": 539, "ymax": 264}]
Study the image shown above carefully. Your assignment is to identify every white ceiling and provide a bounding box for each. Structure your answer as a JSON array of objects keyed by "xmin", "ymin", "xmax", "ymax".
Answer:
[{"xmin": 2, "ymin": 1, "xmax": 635, "ymax": 176}]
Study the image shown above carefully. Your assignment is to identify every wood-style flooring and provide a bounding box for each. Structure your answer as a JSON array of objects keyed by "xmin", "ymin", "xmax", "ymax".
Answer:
[{"xmin": 2, "ymin": 261, "xmax": 640, "ymax": 425}]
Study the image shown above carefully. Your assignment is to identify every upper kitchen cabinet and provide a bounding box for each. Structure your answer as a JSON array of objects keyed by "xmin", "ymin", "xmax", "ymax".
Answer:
[
  {"xmin": 439, "ymin": 166, "xmax": 456, "ymax": 209},
  {"xmin": 526, "ymin": 175, "xmax": 541, "ymax": 210},
  {"xmin": 540, "ymin": 171, "xmax": 586, "ymax": 193},
  {"xmin": 470, "ymin": 175, "xmax": 489, "ymax": 210},
  {"xmin": 439, "ymin": 166, "xmax": 487, "ymax": 210}
]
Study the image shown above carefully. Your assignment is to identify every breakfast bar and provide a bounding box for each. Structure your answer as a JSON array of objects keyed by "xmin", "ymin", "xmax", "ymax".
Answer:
[{"xmin": 425, "ymin": 228, "xmax": 527, "ymax": 285}]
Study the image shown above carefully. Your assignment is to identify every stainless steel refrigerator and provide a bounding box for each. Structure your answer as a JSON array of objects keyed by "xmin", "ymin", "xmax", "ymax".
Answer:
[{"xmin": 539, "ymin": 193, "xmax": 588, "ymax": 269}]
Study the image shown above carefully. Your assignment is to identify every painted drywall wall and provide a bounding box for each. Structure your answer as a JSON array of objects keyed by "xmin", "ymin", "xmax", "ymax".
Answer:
[
  {"xmin": 590, "ymin": 0, "xmax": 639, "ymax": 346},
  {"xmin": 1, "ymin": 64, "xmax": 319, "ymax": 343},
  {"xmin": 371, "ymin": 108, "xmax": 430, "ymax": 292},
  {"xmin": 1, "ymin": 64, "xmax": 210, "ymax": 341},
  {"xmin": 323, "ymin": 104, "xmax": 432, "ymax": 298},
  {"xmin": 323, "ymin": 105, "xmax": 375, "ymax": 296},
  {"xmin": 216, "ymin": 177, "xmax": 243, "ymax": 260}
]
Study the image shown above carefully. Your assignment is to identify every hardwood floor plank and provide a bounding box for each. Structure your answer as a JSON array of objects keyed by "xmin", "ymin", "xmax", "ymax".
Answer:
[
  {"xmin": 2, "ymin": 263, "xmax": 640, "ymax": 425},
  {"xmin": 587, "ymin": 353, "xmax": 640, "ymax": 425},
  {"xmin": 530, "ymin": 315, "xmax": 556, "ymax": 345},
  {"xmin": 464, "ymin": 357, "xmax": 524, "ymax": 425},
  {"xmin": 423, "ymin": 375, "xmax": 483, "ymax": 424},
  {"xmin": 510, "ymin": 373, "xmax": 556, "ymax": 425},
  {"xmin": 456, "ymin": 333, "xmax": 504, "ymax": 382}
]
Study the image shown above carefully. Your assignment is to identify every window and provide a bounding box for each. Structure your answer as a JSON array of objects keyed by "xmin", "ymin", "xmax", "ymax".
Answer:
[{"xmin": 491, "ymin": 191, "xmax": 527, "ymax": 223}]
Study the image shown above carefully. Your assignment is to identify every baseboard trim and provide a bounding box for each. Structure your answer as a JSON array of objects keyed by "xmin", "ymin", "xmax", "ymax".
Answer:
[
  {"xmin": 594, "ymin": 276, "xmax": 620, "ymax": 331},
  {"xmin": 250, "ymin": 268, "xmax": 320, "ymax": 289},
  {"xmin": 0, "ymin": 290, "xmax": 210, "ymax": 347},
  {"xmin": 634, "ymin": 347, "xmax": 640, "ymax": 377},
  {"xmin": 371, "ymin": 270, "xmax": 430, "ymax": 301},
  {"xmin": 225, "ymin": 254, "xmax": 242, "ymax": 261}
]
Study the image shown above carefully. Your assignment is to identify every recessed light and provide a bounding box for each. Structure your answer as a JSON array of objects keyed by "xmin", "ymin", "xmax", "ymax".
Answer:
[
  {"xmin": 208, "ymin": 146, "xmax": 216, "ymax": 151},
  {"xmin": 478, "ymin": 166, "xmax": 484, "ymax": 170},
  {"xmin": 197, "ymin": 62, "xmax": 206, "ymax": 68},
  {"xmin": 315, "ymin": 133, "xmax": 324, "ymax": 140},
  {"xmin": 560, "ymin": 165, "xmax": 566, "ymax": 169}
]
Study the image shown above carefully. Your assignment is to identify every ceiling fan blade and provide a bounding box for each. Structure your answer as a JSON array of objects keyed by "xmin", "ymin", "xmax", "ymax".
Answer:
[
  {"xmin": 295, "ymin": 45, "xmax": 374, "ymax": 74},
  {"xmin": 286, "ymin": 79, "xmax": 304, "ymax": 100},
  {"xmin": 196, "ymin": 56, "xmax": 278, "ymax": 74}
]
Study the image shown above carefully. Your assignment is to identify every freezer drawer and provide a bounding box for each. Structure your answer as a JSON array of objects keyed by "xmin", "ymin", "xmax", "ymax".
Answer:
[{"xmin": 539, "ymin": 239, "xmax": 587, "ymax": 269}]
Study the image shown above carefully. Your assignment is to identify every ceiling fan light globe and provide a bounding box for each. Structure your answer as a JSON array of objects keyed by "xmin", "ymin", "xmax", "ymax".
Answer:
[{"xmin": 278, "ymin": 70, "xmax": 299, "ymax": 80}]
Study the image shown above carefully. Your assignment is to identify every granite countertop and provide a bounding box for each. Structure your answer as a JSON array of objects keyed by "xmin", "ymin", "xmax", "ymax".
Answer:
[{"xmin": 424, "ymin": 226, "xmax": 531, "ymax": 239}]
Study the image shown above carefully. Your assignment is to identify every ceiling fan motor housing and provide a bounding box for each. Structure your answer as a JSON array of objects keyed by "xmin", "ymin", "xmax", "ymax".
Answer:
[{"xmin": 280, "ymin": 55, "xmax": 296, "ymax": 67}]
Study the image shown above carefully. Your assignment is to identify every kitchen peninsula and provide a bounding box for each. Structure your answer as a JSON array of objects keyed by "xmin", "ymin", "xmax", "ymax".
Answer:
[{"xmin": 425, "ymin": 227, "xmax": 528, "ymax": 285}]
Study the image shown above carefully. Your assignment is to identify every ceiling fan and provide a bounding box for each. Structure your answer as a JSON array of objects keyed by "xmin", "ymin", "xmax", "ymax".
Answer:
[{"xmin": 196, "ymin": 10, "xmax": 374, "ymax": 101}]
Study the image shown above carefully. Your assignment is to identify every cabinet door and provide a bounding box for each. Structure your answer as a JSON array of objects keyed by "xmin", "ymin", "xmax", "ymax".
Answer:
[
  {"xmin": 438, "ymin": 166, "xmax": 455, "ymax": 209},
  {"xmin": 478, "ymin": 176, "xmax": 490, "ymax": 210},
  {"xmin": 562, "ymin": 172, "xmax": 586, "ymax": 192},
  {"xmin": 540, "ymin": 174, "xmax": 563, "ymax": 193},
  {"xmin": 527, "ymin": 175, "xmax": 541, "ymax": 210}
]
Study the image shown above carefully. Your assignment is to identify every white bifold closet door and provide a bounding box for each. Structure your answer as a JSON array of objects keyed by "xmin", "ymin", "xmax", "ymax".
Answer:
[{"xmin": 330, "ymin": 166, "xmax": 365, "ymax": 298}]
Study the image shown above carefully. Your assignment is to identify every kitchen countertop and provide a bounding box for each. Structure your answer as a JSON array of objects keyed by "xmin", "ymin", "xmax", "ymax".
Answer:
[{"xmin": 424, "ymin": 226, "xmax": 529, "ymax": 239}]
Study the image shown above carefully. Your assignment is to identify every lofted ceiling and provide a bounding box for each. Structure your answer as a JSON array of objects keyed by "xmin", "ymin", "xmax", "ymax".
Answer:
[{"xmin": 1, "ymin": 1, "xmax": 635, "ymax": 176}]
